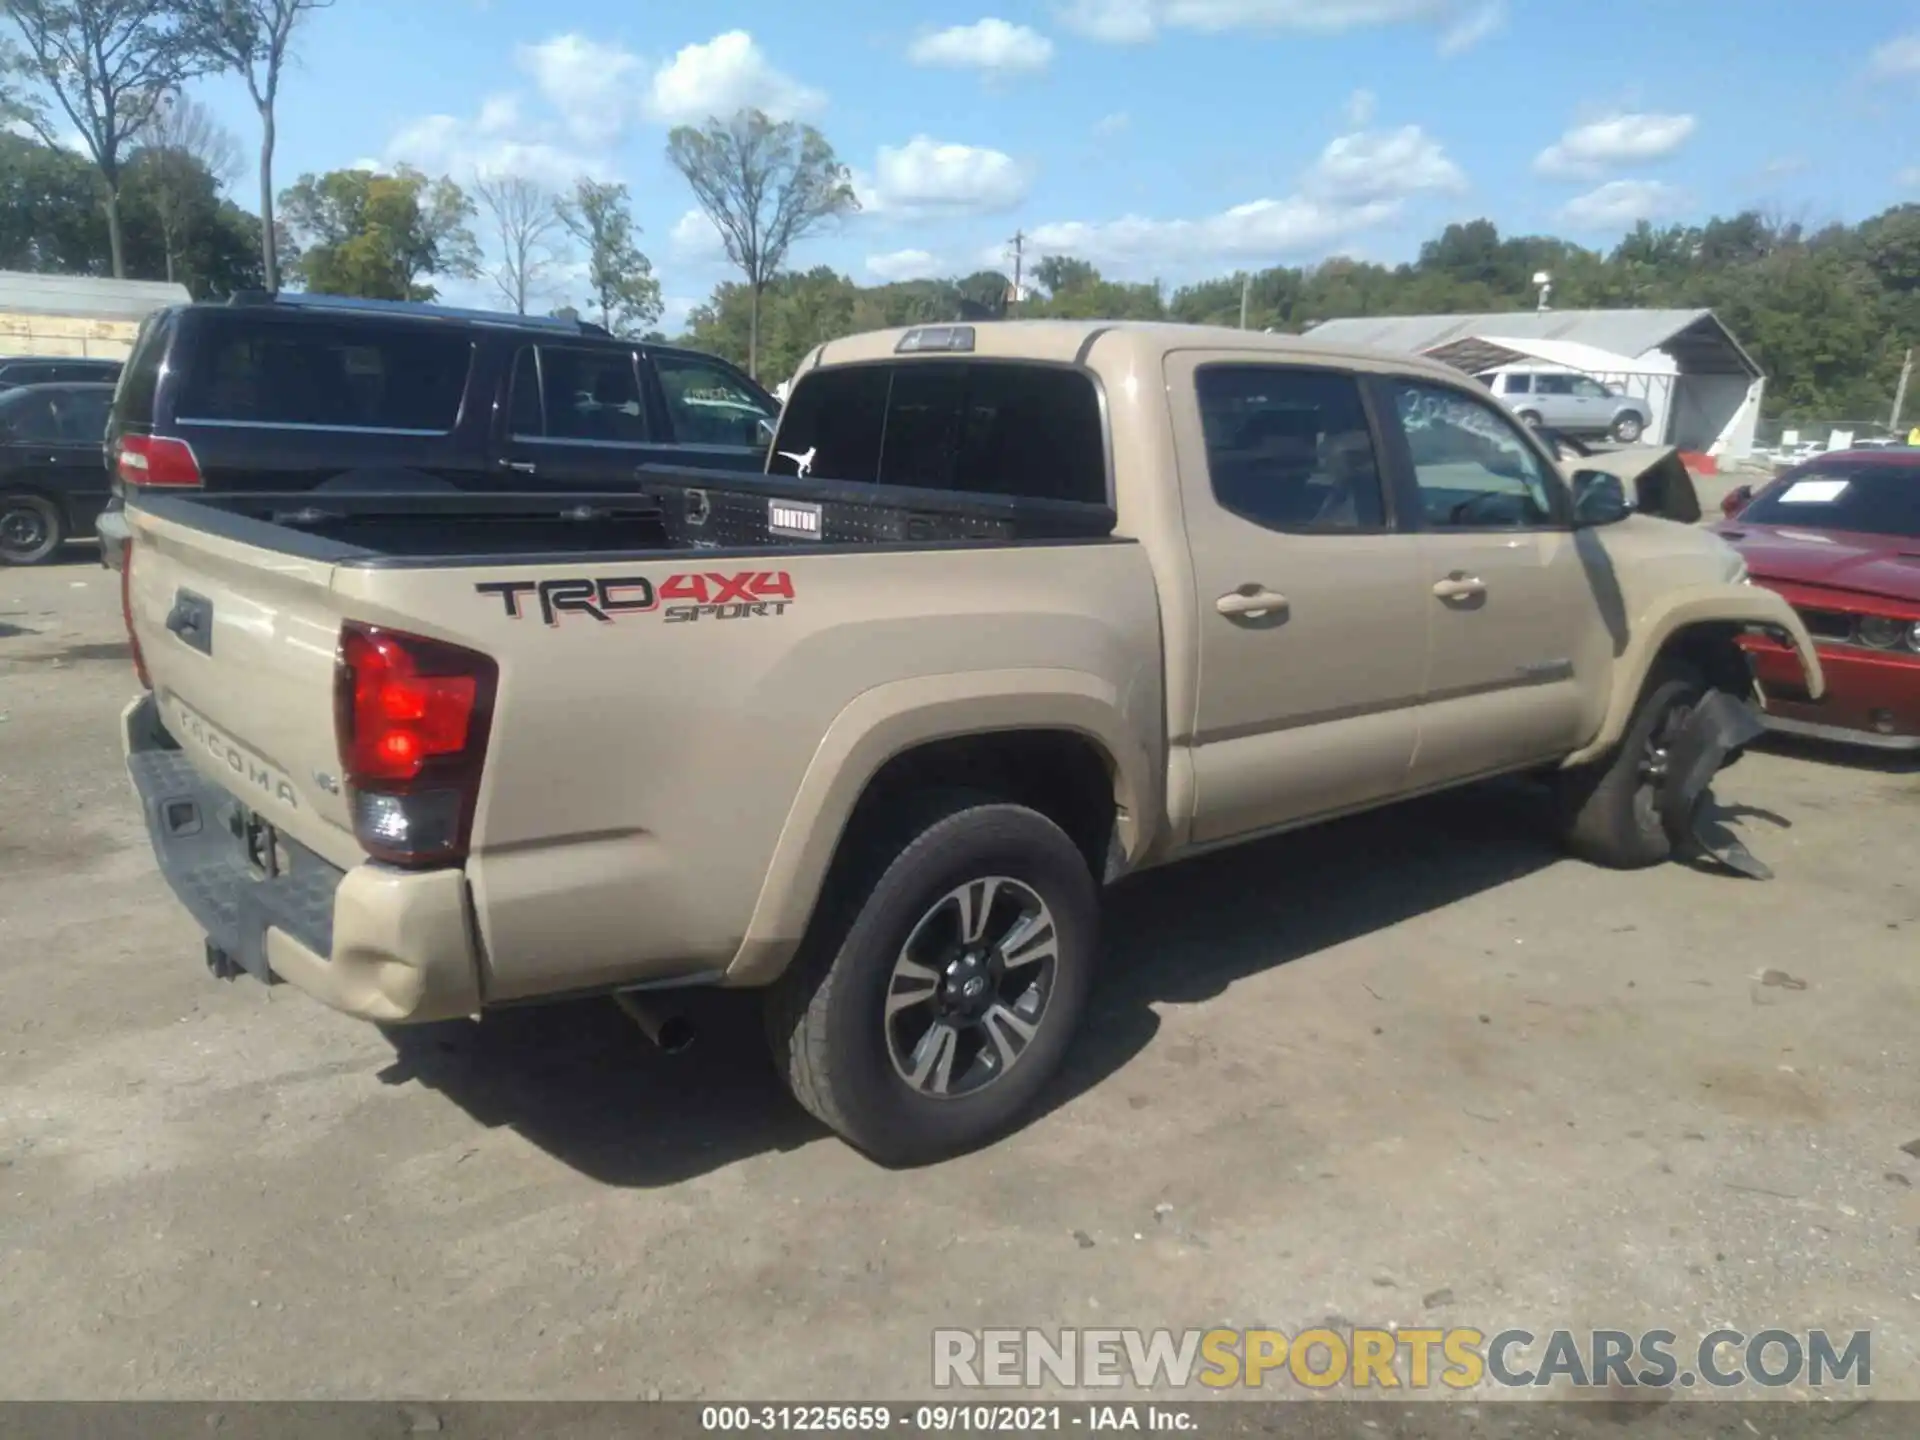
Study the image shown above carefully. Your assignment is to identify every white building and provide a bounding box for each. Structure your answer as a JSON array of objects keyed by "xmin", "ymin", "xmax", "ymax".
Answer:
[
  {"xmin": 0, "ymin": 270, "xmax": 193, "ymax": 361},
  {"xmin": 1305, "ymin": 308, "xmax": 1765, "ymax": 459}
]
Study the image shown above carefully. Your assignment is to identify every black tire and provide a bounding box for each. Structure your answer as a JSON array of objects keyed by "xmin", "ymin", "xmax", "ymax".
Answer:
[
  {"xmin": 1517, "ymin": 410, "xmax": 1544, "ymax": 429},
  {"xmin": 766, "ymin": 794, "xmax": 1100, "ymax": 1166},
  {"xmin": 0, "ymin": 492, "xmax": 63, "ymax": 566},
  {"xmin": 1552, "ymin": 661, "xmax": 1705, "ymax": 869},
  {"xmin": 1611, "ymin": 412, "xmax": 1645, "ymax": 443}
]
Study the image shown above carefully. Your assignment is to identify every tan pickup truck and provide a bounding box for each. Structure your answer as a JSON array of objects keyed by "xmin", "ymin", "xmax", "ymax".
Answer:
[{"xmin": 115, "ymin": 320, "xmax": 1823, "ymax": 1165}]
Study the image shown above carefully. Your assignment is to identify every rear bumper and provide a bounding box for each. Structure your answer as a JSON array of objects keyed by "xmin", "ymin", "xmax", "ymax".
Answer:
[
  {"xmin": 1739, "ymin": 634, "xmax": 1920, "ymax": 751},
  {"xmin": 96, "ymin": 503, "xmax": 129, "ymax": 571},
  {"xmin": 123, "ymin": 693, "xmax": 483, "ymax": 1023}
]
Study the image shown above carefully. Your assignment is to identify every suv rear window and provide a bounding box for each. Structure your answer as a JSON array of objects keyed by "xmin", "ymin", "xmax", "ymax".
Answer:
[
  {"xmin": 770, "ymin": 360, "xmax": 1107, "ymax": 505},
  {"xmin": 175, "ymin": 317, "xmax": 472, "ymax": 433}
]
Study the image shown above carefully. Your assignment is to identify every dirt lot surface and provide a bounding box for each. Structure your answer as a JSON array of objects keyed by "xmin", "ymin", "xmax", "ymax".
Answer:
[{"xmin": 1, "ymin": 548, "xmax": 1916, "ymax": 1406}]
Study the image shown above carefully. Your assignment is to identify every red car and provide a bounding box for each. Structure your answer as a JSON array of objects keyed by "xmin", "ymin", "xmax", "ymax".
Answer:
[{"xmin": 1711, "ymin": 449, "xmax": 1920, "ymax": 751}]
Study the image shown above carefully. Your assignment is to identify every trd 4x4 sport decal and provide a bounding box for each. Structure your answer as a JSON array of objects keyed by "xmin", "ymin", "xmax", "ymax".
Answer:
[{"xmin": 476, "ymin": 571, "xmax": 796, "ymax": 627}]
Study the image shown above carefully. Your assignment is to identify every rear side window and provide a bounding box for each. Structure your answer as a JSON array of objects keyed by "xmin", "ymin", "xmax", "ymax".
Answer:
[
  {"xmin": 175, "ymin": 317, "xmax": 472, "ymax": 432},
  {"xmin": 1195, "ymin": 365, "xmax": 1386, "ymax": 531},
  {"xmin": 115, "ymin": 312, "xmax": 174, "ymax": 426},
  {"xmin": 0, "ymin": 388, "xmax": 60, "ymax": 442},
  {"xmin": 59, "ymin": 388, "xmax": 112, "ymax": 441},
  {"xmin": 770, "ymin": 361, "xmax": 1107, "ymax": 505},
  {"xmin": 530, "ymin": 346, "xmax": 650, "ymax": 444},
  {"xmin": 1504, "ymin": 374, "xmax": 1531, "ymax": 395}
]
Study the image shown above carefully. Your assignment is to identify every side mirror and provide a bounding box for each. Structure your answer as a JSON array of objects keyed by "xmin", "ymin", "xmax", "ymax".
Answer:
[
  {"xmin": 1571, "ymin": 470, "xmax": 1633, "ymax": 527},
  {"xmin": 1720, "ymin": 483, "xmax": 1754, "ymax": 519}
]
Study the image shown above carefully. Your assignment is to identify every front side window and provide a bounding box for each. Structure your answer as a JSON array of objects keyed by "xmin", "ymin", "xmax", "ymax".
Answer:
[
  {"xmin": 59, "ymin": 388, "xmax": 111, "ymax": 441},
  {"xmin": 535, "ymin": 347, "xmax": 650, "ymax": 444},
  {"xmin": 1504, "ymin": 373, "xmax": 1532, "ymax": 395},
  {"xmin": 653, "ymin": 352, "xmax": 776, "ymax": 447},
  {"xmin": 770, "ymin": 361, "xmax": 1107, "ymax": 505},
  {"xmin": 177, "ymin": 318, "xmax": 473, "ymax": 432},
  {"xmin": 1571, "ymin": 377, "xmax": 1609, "ymax": 399},
  {"xmin": 1194, "ymin": 365, "xmax": 1387, "ymax": 531},
  {"xmin": 1392, "ymin": 379, "xmax": 1562, "ymax": 529}
]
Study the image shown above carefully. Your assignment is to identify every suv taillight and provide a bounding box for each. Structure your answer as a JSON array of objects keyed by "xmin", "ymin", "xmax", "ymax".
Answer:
[
  {"xmin": 121, "ymin": 541, "xmax": 151, "ymax": 689},
  {"xmin": 115, "ymin": 434, "xmax": 202, "ymax": 488},
  {"xmin": 334, "ymin": 622, "xmax": 497, "ymax": 867}
]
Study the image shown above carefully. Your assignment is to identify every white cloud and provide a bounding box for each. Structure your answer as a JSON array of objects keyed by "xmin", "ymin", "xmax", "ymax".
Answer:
[
  {"xmin": 1868, "ymin": 32, "xmax": 1920, "ymax": 80},
  {"xmin": 383, "ymin": 104, "xmax": 606, "ymax": 188},
  {"xmin": 908, "ymin": 19, "xmax": 1054, "ymax": 76},
  {"xmin": 1058, "ymin": 0, "xmax": 1157, "ymax": 43},
  {"xmin": 1437, "ymin": 0, "xmax": 1503, "ymax": 54},
  {"xmin": 645, "ymin": 31, "xmax": 825, "ymax": 125},
  {"xmin": 1534, "ymin": 112, "xmax": 1697, "ymax": 178},
  {"xmin": 1022, "ymin": 106, "xmax": 1464, "ymax": 273},
  {"xmin": 1062, "ymin": 0, "xmax": 1500, "ymax": 46},
  {"xmin": 864, "ymin": 136, "xmax": 1033, "ymax": 215},
  {"xmin": 1558, "ymin": 179, "xmax": 1683, "ymax": 230},
  {"xmin": 671, "ymin": 208, "xmax": 728, "ymax": 260},
  {"xmin": 1093, "ymin": 110, "xmax": 1131, "ymax": 137},
  {"xmin": 516, "ymin": 33, "xmax": 645, "ymax": 146},
  {"xmin": 1305, "ymin": 122, "xmax": 1466, "ymax": 202},
  {"xmin": 866, "ymin": 248, "xmax": 946, "ymax": 282},
  {"xmin": 1027, "ymin": 195, "xmax": 1400, "ymax": 269}
]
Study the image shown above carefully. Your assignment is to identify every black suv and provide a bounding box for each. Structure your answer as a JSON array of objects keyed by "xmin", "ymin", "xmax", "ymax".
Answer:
[
  {"xmin": 0, "ymin": 355, "xmax": 123, "ymax": 392},
  {"xmin": 97, "ymin": 292, "xmax": 780, "ymax": 568}
]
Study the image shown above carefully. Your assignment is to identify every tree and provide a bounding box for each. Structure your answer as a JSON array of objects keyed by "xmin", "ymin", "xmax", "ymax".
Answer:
[
  {"xmin": 475, "ymin": 173, "xmax": 564, "ymax": 315},
  {"xmin": 4, "ymin": 0, "xmax": 211, "ymax": 277},
  {"xmin": 132, "ymin": 90, "xmax": 238, "ymax": 283},
  {"xmin": 183, "ymin": 0, "xmax": 334, "ymax": 292},
  {"xmin": 554, "ymin": 177, "xmax": 660, "ymax": 335},
  {"xmin": 665, "ymin": 107, "xmax": 859, "ymax": 378},
  {"xmin": 279, "ymin": 164, "xmax": 479, "ymax": 301}
]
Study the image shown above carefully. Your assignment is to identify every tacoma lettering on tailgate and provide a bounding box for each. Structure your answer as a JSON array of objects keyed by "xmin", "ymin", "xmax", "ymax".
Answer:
[{"xmin": 477, "ymin": 572, "xmax": 795, "ymax": 627}]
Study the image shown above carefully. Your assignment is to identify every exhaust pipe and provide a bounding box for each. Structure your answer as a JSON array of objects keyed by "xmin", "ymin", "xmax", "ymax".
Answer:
[{"xmin": 613, "ymin": 991, "xmax": 695, "ymax": 1055}]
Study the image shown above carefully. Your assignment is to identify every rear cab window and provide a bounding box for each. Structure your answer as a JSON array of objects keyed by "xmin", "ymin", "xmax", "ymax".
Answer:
[
  {"xmin": 770, "ymin": 360, "xmax": 1108, "ymax": 505},
  {"xmin": 174, "ymin": 315, "xmax": 473, "ymax": 433}
]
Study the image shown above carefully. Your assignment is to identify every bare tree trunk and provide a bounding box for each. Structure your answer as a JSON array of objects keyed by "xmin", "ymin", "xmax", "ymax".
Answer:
[
  {"xmin": 748, "ymin": 282, "xmax": 761, "ymax": 379},
  {"xmin": 105, "ymin": 187, "xmax": 126, "ymax": 279},
  {"xmin": 259, "ymin": 108, "xmax": 278, "ymax": 291}
]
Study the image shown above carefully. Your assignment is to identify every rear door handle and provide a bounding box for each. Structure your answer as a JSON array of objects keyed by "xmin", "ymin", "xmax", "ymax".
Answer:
[
  {"xmin": 500, "ymin": 458, "xmax": 536, "ymax": 474},
  {"xmin": 1216, "ymin": 588, "xmax": 1289, "ymax": 618},
  {"xmin": 1432, "ymin": 575, "xmax": 1487, "ymax": 601}
]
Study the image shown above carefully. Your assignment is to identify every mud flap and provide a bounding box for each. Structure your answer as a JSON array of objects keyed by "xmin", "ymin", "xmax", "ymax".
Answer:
[{"xmin": 1657, "ymin": 690, "xmax": 1772, "ymax": 880}]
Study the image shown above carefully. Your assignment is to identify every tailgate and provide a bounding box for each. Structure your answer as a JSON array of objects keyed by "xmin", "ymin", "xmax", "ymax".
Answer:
[{"xmin": 125, "ymin": 504, "xmax": 360, "ymax": 869}]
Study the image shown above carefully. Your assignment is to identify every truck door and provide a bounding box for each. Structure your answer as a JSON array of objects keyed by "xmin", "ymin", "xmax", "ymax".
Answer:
[{"xmin": 1165, "ymin": 352, "xmax": 1429, "ymax": 845}]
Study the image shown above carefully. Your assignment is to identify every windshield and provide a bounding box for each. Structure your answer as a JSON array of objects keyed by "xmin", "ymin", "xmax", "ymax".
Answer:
[{"xmin": 1741, "ymin": 462, "xmax": 1920, "ymax": 538}]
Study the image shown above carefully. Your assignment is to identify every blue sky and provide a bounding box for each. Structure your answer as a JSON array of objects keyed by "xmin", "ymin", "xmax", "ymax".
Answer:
[{"xmin": 173, "ymin": 0, "xmax": 1920, "ymax": 329}]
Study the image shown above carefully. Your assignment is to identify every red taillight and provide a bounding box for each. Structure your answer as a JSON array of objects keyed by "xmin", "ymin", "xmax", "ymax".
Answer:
[
  {"xmin": 115, "ymin": 433, "xmax": 202, "ymax": 488},
  {"xmin": 120, "ymin": 542, "xmax": 151, "ymax": 689},
  {"xmin": 334, "ymin": 622, "xmax": 496, "ymax": 866}
]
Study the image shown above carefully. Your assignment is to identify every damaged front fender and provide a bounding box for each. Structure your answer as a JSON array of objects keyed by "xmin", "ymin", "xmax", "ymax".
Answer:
[{"xmin": 1658, "ymin": 688, "xmax": 1773, "ymax": 880}]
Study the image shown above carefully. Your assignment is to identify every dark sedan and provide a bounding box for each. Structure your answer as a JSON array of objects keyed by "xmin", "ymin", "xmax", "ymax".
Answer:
[
  {"xmin": 0, "ymin": 382, "xmax": 115, "ymax": 565},
  {"xmin": 1711, "ymin": 449, "xmax": 1920, "ymax": 751}
]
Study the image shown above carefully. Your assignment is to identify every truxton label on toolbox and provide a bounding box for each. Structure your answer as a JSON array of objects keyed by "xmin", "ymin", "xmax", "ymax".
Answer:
[
  {"xmin": 476, "ymin": 571, "xmax": 796, "ymax": 627},
  {"xmin": 168, "ymin": 695, "xmax": 301, "ymax": 810}
]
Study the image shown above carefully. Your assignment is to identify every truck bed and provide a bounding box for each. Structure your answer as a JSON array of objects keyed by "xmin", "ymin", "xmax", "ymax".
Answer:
[{"xmin": 130, "ymin": 462, "xmax": 1119, "ymax": 568}]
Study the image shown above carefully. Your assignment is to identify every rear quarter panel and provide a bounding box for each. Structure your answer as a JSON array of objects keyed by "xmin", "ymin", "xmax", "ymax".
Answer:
[{"xmin": 336, "ymin": 540, "xmax": 1166, "ymax": 1001}]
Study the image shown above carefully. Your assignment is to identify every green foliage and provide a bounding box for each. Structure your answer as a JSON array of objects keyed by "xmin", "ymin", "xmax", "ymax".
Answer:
[
  {"xmin": 680, "ymin": 209, "xmax": 1920, "ymax": 423},
  {"xmin": 665, "ymin": 107, "xmax": 859, "ymax": 377},
  {"xmin": 555, "ymin": 177, "xmax": 661, "ymax": 337},
  {"xmin": 278, "ymin": 164, "xmax": 480, "ymax": 301},
  {"xmin": 0, "ymin": 129, "xmax": 262, "ymax": 294}
]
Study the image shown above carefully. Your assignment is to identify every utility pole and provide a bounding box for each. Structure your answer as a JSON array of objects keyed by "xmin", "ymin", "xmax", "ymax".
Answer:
[
  {"xmin": 1891, "ymin": 346, "xmax": 1914, "ymax": 432},
  {"xmin": 1007, "ymin": 230, "xmax": 1025, "ymax": 310},
  {"xmin": 1238, "ymin": 272, "xmax": 1251, "ymax": 329}
]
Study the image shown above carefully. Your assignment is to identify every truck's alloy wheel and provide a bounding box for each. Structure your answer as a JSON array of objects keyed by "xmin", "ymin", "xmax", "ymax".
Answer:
[
  {"xmin": 767, "ymin": 797, "xmax": 1099, "ymax": 1166},
  {"xmin": 1552, "ymin": 660, "xmax": 1707, "ymax": 868},
  {"xmin": 0, "ymin": 493, "xmax": 63, "ymax": 566}
]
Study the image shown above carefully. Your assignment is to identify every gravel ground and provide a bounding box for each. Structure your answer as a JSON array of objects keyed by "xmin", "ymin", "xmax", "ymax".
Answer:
[{"xmin": 1, "ymin": 546, "xmax": 1916, "ymax": 1408}]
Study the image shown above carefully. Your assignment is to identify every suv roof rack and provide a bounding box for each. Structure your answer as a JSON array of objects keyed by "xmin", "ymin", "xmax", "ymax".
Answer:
[{"xmin": 221, "ymin": 290, "xmax": 613, "ymax": 337}]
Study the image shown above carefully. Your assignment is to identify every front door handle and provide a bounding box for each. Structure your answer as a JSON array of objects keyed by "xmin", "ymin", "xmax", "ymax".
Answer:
[
  {"xmin": 1216, "ymin": 588, "xmax": 1289, "ymax": 619},
  {"xmin": 500, "ymin": 458, "xmax": 536, "ymax": 474},
  {"xmin": 1432, "ymin": 574, "xmax": 1487, "ymax": 601}
]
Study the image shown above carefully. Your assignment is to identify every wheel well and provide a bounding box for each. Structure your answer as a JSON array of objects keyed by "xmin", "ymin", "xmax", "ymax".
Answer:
[
  {"xmin": 838, "ymin": 730, "xmax": 1119, "ymax": 881},
  {"xmin": 1659, "ymin": 623, "xmax": 1753, "ymax": 698}
]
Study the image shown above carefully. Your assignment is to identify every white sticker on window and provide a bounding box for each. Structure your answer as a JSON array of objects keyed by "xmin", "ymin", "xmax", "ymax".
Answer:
[{"xmin": 1778, "ymin": 478, "xmax": 1849, "ymax": 503}]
